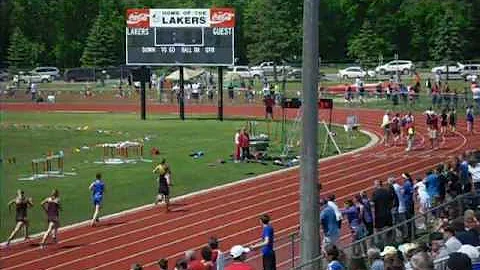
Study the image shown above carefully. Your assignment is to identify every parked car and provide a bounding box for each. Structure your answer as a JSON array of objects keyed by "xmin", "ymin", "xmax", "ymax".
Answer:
[
  {"xmin": 31, "ymin": 66, "xmax": 61, "ymax": 80},
  {"xmin": 431, "ymin": 62, "xmax": 464, "ymax": 74},
  {"xmin": 250, "ymin": 61, "xmax": 292, "ymax": 76},
  {"xmin": 460, "ymin": 64, "xmax": 480, "ymax": 81},
  {"xmin": 225, "ymin": 66, "xmax": 264, "ymax": 80},
  {"xmin": 15, "ymin": 71, "xmax": 52, "ymax": 83},
  {"xmin": 64, "ymin": 68, "xmax": 96, "ymax": 82},
  {"xmin": 337, "ymin": 67, "xmax": 375, "ymax": 79},
  {"xmin": 287, "ymin": 68, "xmax": 325, "ymax": 80},
  {"xmin": 375, "ymin": 60, "xmax": 415, "ymax": 75}
]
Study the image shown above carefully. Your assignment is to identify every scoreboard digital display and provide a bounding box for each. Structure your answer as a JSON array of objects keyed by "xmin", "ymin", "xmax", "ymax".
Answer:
[{"xmin": 125, "ymin": 8, "xmax": 235, "ymax": 66}]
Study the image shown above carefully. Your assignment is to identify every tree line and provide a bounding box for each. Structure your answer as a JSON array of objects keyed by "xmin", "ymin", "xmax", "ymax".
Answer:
[{"xmin": 1, "ymin": 0, "xmax": 479, "ymax": 70}]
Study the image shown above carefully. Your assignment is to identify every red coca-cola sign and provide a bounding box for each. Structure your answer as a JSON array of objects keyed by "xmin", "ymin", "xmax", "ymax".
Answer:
[
  {"xmin": 210, "ymin": 8, "xmax": 235, "ymax": 28},
  {"xmin": 126, "ymin": 9, "xmax": 150, "ymax": 28}
]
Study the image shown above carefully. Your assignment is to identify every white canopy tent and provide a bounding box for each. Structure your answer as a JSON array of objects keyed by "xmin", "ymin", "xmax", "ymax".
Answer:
[{"xmin": 165, "ymin": 68, "xmax": 206, "ymax": 81}]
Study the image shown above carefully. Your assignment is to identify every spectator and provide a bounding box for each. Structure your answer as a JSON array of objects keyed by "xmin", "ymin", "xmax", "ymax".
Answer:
[
  {"xmin": 429, "ymin": 232, "xmax": 449, "ymax": 260},
  {"xmin": 409, "ymin": 252, "xmax": 434, "ymax": 270},
  {"xmin": 392, "ymin": 177, "xmax": 407, "ymax": 240},
  {"xmin": 372, "ymin": 180, "xmax": 393, "ymax": 243},
  {"xmin": 185, "ymin": 250, "xmax": 205, "ymax": 270},
  {"xmin": 131, "ymin": 263, "xmax": 143, "ymax": 270},
  {"xmin": 452, "ymin": 217, "xmax": 480, "ymax": 246},
  {"xmin": 250, "ymin": 214, "xmax": 276, "ymax": 270},
  {"xmin": 225, "ymin": 245, "xmax": 253, "ymax": 270},
  {"xmin": 447, "ymin": 252, "xmax": 472, "ymax": 270},
  {"xmin": 342, "ymin": 199, "xmax": 366, "ymax": 255},
  {"xmin": 457, "ymin": 244, "xmax": 480, "ymax": 262},
  {"xmin": 424, "ymin": 170, "xmax": 439, "ymax": 206},
  {"xmin": 398, "ymin": 243, "xmax": 418, "ymax": 269},
  {"xmin": 414, "ymin": 178, "xmax": 431, "ymax": 230},
  {"xmin": 466, "ymin": 105, "xmax": 474, "ymax": 134},
  {"xmin": 436, "ymin": 164, "xmax": 448, "ymax": 204},
  {"xmin": 201, "ymin": 246, "xmax": 214, "ymax": 270},
  {"xmin": 157, "ymin": 258, "xmax": 168, "ymax": 270},
  {"xmin": 358, "ymin": 191, "xmax": 374, "ymax": 236},
  {"xmin": 175, "ymin": 258, "xmax": 189, "ymax": 270},
  {"xmin": 443, "ymin": 226, "xmax": 462, "ymax": 254},
  {"xmin": 234, "ymin": 129, "xmax": 241, "ymax": 163},
  {"xmin": 208, "ymin": 236, "xmax": 224, "ymax": 270},
  {"xmin": 325, "ymin": 244, "xmax": 345, "ymax": 270},
  {"xmin": 402, "ymin": 173, "xmax": 415, "ymax": 238},
  {"xmin": 468, "ymin": 158, "xmax": 480, "ymax": 190},
  {"xmin": 327, "ymin": 195, "xmax": 343, "ymax": 229},
  {"xmin": 320, "ymin": 198, "xmax": 340, "ymax": 247},
  {"xmin": 239, "ymin": 128, "xmax": 250, "ymax": 161},
  {"xmin": 459, "ymin": 153, "xmax": 472, "ymax": 193},
  {"xmin": 367, "ymin": 248, "xmax": 384, "ymax": 270}
]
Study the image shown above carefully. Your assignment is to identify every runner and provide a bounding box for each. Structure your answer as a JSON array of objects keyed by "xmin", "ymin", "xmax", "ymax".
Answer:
[
  {"xmin": 39, "ymin": 189, "xmax": 61, "ymax": 249},
  {"xmin": 5, "ymin": 190, "xmax": 33, "ymax": 247},
  {"xmin": 153, "ymin": 158, "xmax": 171, "ymax": 212},
  {"xmin": 440, "ymin": 108, "xmax": 448, "ymax": 136},
  {"xmin": 391, "ymin": 113, "xmax": 401, "ymax": 146},
  {"xmin": 448, "ymin": 108, "xmax": 457, "ymax": 133},
  {"xmin": 427, "ymin": 112, "xmax": 439, "ymax": 149},
  {"xmin": 89, "ymin": 173, "xmax": 105, "ymax": 227},
  {"xmin": 381, "ymin": 110, "xmax": 392, "ymax": 147}
]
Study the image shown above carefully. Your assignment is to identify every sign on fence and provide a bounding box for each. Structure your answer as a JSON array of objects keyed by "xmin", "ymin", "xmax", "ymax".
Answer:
[{"xmin": 125, "ymin": 8, "xmax": 235, "ymax": 66}]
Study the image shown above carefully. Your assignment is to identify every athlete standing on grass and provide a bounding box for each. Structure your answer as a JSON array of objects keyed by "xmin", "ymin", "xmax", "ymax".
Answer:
[
  {"xmin": 40, "ymin": 189, "xmax": 61, "ymax": 249},
  {"xmin": 5, "ymin": 190, "xmax": 33, "ymax": 247},
  {"xmin": 153, "ymin": 158, "xmax": 171, "ymax": 212},
  {"xmin": 89, "ymin": 173, "xmax": 105, "ymax": 227}
]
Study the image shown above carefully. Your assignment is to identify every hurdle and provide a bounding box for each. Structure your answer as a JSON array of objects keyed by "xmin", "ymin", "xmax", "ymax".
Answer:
[
  {"xmin": 31, "ymin": 153, "xmax": 65, "ymax": 179},
  {"xmin": 99, "ymin": 141, "xmax": 144, "ymax": 164}
]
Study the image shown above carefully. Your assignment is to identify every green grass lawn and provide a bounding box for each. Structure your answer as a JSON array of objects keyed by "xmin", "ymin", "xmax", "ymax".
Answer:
[{"xmin": 0, "ymin": 112, "xmax": 369, "ymax": 240}]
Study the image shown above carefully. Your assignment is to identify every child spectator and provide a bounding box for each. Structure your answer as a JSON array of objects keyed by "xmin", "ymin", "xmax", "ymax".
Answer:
[{"xmin": 157, "ymin": 258, "xmax": 168, "ymax": 270}]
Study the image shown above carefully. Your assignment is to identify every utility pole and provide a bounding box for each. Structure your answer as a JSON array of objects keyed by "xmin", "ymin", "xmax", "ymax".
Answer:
[{"xmin": 300, "ymin": 0, "xmax": 320, "ymax": 269}]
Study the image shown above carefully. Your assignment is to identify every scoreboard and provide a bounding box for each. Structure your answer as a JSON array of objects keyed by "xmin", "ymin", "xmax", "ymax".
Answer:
[{"xmin": 126, "ymin": 8, "xmax": 235, "ymax": 66}]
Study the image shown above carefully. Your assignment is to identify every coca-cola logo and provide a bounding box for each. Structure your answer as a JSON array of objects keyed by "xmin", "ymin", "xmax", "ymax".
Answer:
[
  {"xmin": 211, "ymin": 12, "xmax": 234, "ymax": 24},
  {"xmin": 126, "ymin": 9, "xmax": 150, "ymax": 28},
  {"xmin": 210, "ymin": 8, "xmax": 235, "ymax": 28}
]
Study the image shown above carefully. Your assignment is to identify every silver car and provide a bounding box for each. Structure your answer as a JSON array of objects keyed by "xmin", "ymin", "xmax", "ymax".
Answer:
[{"xmin": 31, "ymin": 67, "xmax": 61, "ymax": 80}]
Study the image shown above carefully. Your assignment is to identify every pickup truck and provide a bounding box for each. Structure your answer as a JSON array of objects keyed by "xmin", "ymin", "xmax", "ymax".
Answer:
[
  {"xmin": 225, "ymin": 66, "xmax": 264, "ymax": 80},
  {"xmin": 250, "ymin": 61, "xmax": 292, "ymax": 76}
]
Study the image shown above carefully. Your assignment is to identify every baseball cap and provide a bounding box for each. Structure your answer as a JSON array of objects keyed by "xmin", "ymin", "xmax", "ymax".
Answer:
[
  {"xmin": 230, "ymin": 245, "xmax": 251, "ymax": 258},
  {"xmin": 380, "ymin": 246, "xmax": 397, "ymax": 257}
]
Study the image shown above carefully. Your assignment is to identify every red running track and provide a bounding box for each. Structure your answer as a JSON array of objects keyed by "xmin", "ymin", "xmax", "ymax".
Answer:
[{"xmin": 1, "ymin": 103, "xmax": 479, "ymax": 270}]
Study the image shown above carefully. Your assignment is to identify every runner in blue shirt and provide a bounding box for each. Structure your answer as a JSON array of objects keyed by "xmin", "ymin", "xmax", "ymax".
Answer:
[
  {"xmin": 250, "ymin": 214, "xmax": 276, "ymax": 270},
  {"xmin": 89, "ymin": 173, "xmax": 105, "ymax": 227}
]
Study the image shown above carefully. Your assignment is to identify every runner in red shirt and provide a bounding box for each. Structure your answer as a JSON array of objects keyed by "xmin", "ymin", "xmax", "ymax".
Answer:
[
  {"xmin": 264, "ymin": 95, "xmax": 275, "ymax": 120},
  {"xmin": 225, "ymin": 245, "xmax": 254, "ymax": 270}
]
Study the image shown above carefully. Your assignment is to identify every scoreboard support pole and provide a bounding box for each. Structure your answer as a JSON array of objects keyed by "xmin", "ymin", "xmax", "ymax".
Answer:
[
  {"xmin": 217, "ymin": 67, "xmax": 224, "ymax": 121},
  {"xmin": 140, "ymin": 66, "xmax": 147, "ymax": 120},
  {"xmin": 179, "ymin": 66, "xmax": 185, "ymax": 120}
]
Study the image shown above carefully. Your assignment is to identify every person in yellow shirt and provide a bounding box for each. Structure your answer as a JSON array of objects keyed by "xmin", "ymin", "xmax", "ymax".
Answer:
[{"xmin": 153, "ymin": 159, "xmax": 171, "ymax": 212}]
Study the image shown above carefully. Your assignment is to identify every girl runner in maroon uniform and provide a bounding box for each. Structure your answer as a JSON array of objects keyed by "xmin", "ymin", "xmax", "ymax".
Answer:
[
  {"xmin": 5, "ymin": 190, "xmax": 33, "ymax": 247},
  {"xmin": 40, "ymin": 189, "xmax": 61, "ymax": 249}
]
